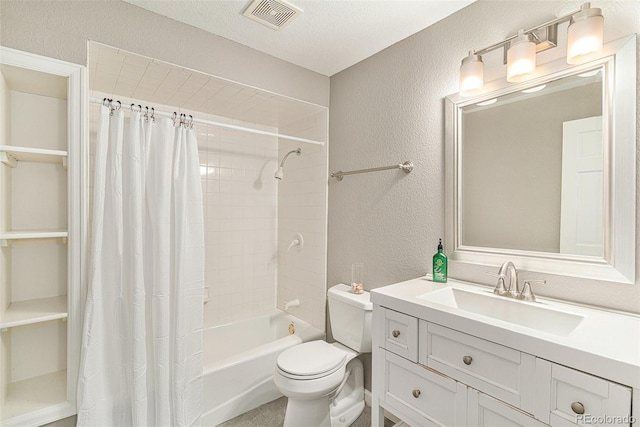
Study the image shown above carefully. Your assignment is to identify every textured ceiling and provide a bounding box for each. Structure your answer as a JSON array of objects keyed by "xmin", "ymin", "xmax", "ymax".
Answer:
[{"xmin": 122, "ymin": 0, "xmax": 475, "ymax": 76}]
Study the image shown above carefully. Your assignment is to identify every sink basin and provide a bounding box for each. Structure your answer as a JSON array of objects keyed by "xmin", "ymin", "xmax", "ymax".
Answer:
[{"xmin": 418, "ymin": 287, "xmax": 584, "ymax": 336}]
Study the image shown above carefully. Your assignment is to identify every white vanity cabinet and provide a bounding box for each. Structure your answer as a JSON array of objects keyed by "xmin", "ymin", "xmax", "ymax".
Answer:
[
  {"xmin": 372, "ymin": 293, "xmax": 636, "ymax": 427},
  {"xmin": 0, "ymin": 47, "xmax": 86, "ymax": 426}
]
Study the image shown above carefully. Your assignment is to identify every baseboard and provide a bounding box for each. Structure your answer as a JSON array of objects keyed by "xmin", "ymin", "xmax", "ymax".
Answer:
[{"xmin": 363, "ymin": 390, "xmax": 402, "ymax": 424}]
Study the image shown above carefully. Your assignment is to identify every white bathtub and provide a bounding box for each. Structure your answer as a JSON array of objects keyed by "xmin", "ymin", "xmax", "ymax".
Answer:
[{"xmin": 201, "ymin": 310, "xmax": 324, "ymax": 426}]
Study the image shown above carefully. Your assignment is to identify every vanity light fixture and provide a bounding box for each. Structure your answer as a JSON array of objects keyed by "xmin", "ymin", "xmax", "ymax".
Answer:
[{"xmin": 458, "ymin": 2, "xmax": 604, "ymax": 96}]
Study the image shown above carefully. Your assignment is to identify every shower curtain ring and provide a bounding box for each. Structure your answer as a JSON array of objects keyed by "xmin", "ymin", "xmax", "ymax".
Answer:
[
  {"xmin": 188, "ymin": 115, "xmax": 194, "ymax": 129},
  {"xmin": 110, "ymin": 100, "xmax": 121, "ymax": 116},
  {"xmin": 150, "ymin": 108, "xmax": 155, "ymax": 122}
]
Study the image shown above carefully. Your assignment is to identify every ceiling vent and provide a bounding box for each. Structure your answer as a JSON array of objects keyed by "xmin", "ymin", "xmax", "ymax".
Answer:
[{"xmin": 242, "ymin": 0, "xmax": 302, "ymax": 31}]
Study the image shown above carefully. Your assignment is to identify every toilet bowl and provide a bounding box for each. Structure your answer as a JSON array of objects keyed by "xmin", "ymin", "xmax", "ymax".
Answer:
[{"xmin": 274, "ymin": 284, "xmax": 372, "ymax": 427}]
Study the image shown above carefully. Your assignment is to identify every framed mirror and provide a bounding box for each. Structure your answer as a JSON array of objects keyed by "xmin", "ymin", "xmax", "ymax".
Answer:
[{"xmin": 445, "ymin": 35, "xmax": 636, "ymax": 284}]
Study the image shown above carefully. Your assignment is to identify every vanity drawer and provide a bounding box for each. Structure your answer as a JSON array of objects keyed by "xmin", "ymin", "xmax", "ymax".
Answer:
[
  {"xmin": 468, "ymin": 388, "xmax": 548, "ymax": 427},
  {"xmin": 384, "ymin": 350, "xmax": 467, "ymax": 427},
  {"xmin": 549, "ymin": 363, "xmax": 632, "ymax": 427},
  {"xmin": 382, "ymin": 308, "xmax": 418, "ymax": 362},
  {"xmin": 421, "ymin": 322, "xmax": 536, "ymax": 411}
]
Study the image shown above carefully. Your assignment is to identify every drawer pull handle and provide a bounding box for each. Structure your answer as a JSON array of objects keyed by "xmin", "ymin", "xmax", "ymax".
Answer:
[
  {"xmin": 462, "ymin": 355, "xmax": 473, "ymax": 365},
  {"xmin": 392, "ymin": 330, "xmax": 400, "ymax": 338},
  {"xmin": 571, "ymin": 402, "xmax": 585, "ymax": 415},
  {"xmin": 412, "ymin": 389, "xmax": 421, "ymax": 398}
]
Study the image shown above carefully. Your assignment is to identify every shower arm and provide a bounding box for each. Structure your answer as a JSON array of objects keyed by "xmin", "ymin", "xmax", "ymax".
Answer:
[{"xmin": 279, "ymin": 148, "xmax": 301, "ymax": 167}]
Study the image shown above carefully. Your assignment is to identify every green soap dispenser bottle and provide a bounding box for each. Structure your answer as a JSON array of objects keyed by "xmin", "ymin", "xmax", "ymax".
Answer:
[{"xmin": 433, "ymin": 238, "xmax": 447, "ymax": 283}]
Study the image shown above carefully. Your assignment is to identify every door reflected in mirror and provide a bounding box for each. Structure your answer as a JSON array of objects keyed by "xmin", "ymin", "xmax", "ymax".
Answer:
[{"xmin": 460, "ymin": 67, "xmax": 603, "ymax": 257}]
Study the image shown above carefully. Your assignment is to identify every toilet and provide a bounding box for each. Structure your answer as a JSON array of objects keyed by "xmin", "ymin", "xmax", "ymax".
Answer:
[{"xmin": 274, "ymin": 284, "xmax": 372, "ymax": 427}]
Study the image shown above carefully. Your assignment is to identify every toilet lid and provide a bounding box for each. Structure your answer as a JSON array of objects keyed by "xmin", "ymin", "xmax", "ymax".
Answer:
[{"xmin": 277, "ymin": 341, "xmax": 346, "ymax": 377}]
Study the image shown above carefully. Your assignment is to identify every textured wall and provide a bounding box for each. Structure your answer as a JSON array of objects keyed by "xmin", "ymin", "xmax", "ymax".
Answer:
[
  {"xmin": 329, "ymin": 0, "xmax": 640, "ymax": 313},
  {"xmin": 0, "ymin": 0, "xmax": 329, "ymax": 107}
]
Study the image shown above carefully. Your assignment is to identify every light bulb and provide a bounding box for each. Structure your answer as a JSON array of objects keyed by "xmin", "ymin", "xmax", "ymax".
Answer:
[
  {"xmin": 567, "ymin": 3, "xmax": 603, "ymax": 64},
  {"xmin": 459, "ymin": 52, "xmax": 483, "ymax": 97},
  {"xmin": 507, "ymin": 30, "xmax": 536, "ymax": 83}
]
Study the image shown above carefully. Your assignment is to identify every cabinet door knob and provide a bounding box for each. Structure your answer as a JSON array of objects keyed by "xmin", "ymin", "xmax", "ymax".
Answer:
[
  {"xmin": 571, "ymin": 401, "xmax": 585, "ymax": 415},
  {"xmin": 392, "ymin": 330, "xmax": 400, "ymax": 338},
  {"xmin": 462, "ymin": 355, "xmax": 473, "ymax": 365},
  {"xmin": 412, "ymin": 389, "xmax": 421, "ymax": 398}
]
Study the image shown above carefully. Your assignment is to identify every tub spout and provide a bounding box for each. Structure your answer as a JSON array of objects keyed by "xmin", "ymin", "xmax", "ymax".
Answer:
[{"xmin": 284, "ymin": 299, "xmax": 300, "ymax": 310}]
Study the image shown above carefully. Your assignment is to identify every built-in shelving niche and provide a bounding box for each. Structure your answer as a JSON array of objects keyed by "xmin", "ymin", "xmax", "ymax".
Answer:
[{"xmin": 0, "ymin": 48, "xmax": 85, "ymax": 426}]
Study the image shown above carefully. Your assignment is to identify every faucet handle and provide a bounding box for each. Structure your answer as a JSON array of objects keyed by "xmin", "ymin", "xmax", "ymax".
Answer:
[
  {"xmin": 517, "ymin": 280, "xmax": 546, "ymax": 302},
  {"xmin": 485, "ymin": 271, "xmax": 509, "ymax": 296}
]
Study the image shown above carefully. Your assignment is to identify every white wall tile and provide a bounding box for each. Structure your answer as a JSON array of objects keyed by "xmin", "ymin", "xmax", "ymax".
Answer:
[{"xmin": 276, "ymin": 134, "xmax": 328, "ymax": 331}]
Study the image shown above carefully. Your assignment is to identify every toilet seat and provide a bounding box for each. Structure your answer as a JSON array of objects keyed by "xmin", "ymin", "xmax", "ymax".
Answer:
[{"xmin": 277, "ymin": 341, "xmax": 347, "ymax": 380}]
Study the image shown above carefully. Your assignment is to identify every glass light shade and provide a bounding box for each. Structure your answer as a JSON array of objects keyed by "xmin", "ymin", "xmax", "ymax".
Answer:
[
  {"xmin": 567, "ymin": 5, "xmax": 603, "ymax": 64},
  {"xmin": 459, "ymin": 53, "xmax": 483, "ymax": 97},
  {"xmin": 507, "ymin": 31, "xmax": 536, "ymax": 82}
]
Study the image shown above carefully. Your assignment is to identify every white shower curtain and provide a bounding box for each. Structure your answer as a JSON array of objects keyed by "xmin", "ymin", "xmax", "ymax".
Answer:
[{"xmin": 77, "ymin": 105, "xmax": 205, "ymax": 426}]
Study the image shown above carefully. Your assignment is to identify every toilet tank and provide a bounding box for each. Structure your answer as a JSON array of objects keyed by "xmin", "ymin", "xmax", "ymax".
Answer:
[{"xmin": 328, "ymin": 284, "xmax": 373, "ymax": 353}]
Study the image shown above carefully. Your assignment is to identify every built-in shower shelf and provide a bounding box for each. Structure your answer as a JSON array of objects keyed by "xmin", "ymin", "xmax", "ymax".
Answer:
[
  {"xmin": 0, "ymin": 296, "xmax": 68, "ymax": 329},
  {"xmin": 0, "ymin": 230, "xmax": 68, "ymax": 246},
  {"xmin": 0, "ymin": 145, "xmax": 68, "ymax": 167},
  {"xmin": 1, "ymin": 369, "xmax": 68, "ymax": 423}
]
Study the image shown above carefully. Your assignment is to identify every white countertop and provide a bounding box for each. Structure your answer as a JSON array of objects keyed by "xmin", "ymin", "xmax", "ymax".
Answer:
[{"xmin": 371, "ymin": 276, "xmax": 640, "ymax": 389}]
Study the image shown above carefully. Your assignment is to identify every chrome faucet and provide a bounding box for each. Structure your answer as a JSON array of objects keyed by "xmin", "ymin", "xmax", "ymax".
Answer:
[
  {"xmin": 490, "ymin": 261, "xmax": 546, "ymax": 302},
  {"xmin": 498, "ymin": 261, "xmax": 520, "ymax": 298}
]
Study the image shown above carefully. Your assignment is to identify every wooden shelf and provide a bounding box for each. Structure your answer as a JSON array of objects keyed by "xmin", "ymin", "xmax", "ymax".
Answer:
[
  {"xmin": 1, "ymin": 296, "xmax": 67, "ymax": 329},
  {"xmin": 0, "ymin": 370, "xmax": 67, "ymax": 422},
  {"xmin": 0, "ymin": 145, "xmax": 67, "ymax": 166}
]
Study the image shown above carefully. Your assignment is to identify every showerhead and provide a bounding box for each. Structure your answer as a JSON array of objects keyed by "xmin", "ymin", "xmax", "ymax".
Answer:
[
  {"xmin": 274, "ymin": 148, "xmax": 301, "ymax": 180},
  {"xmin": 274, "ymin": 166, "xmax": 284, "ymax": 180}
]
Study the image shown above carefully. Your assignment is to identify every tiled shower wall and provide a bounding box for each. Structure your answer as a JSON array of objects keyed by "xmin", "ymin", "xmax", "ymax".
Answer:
[
  {"xmin": 199, "ymin": 125, "xmax": 279, "ymax": 326},
  {"xmin": 90, "ymin": 91, "xmax": 280, "ymax": 327},
  {"xmin": 277, "ymin": 112, "xmax": 328, "ymax": 331}
]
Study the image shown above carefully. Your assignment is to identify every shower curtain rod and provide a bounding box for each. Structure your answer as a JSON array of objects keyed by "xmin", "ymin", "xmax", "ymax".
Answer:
[{"xmin": 89, "ymin": 97, "xmax": 324, "ymax": 146}]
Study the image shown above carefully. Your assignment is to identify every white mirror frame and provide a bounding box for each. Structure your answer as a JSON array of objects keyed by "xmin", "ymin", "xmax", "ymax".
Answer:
[{"xmin": 445, "ymin": 35, "xmax": 636, "ymax": 284}]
